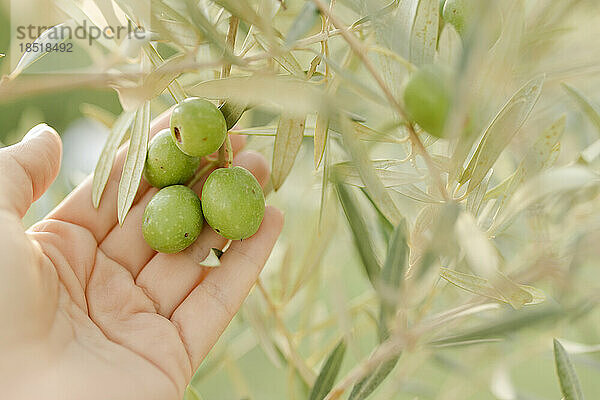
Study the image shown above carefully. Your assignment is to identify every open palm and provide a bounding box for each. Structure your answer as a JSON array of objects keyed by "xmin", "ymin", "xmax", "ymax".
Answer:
[{"xmin": 0, "ymin": 113, "xmax": 283, "ymax": 400}]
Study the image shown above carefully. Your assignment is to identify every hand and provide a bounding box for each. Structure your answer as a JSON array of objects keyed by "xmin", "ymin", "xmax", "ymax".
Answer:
[{"xmin": 0, "ymin": 112, "xmax": 283, "ymax": 400}]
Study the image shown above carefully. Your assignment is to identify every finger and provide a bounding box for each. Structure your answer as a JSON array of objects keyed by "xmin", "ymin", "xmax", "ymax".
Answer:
[
  {"xmin": 134, "ymin": 151, "xmax": 271, "ymax": 318},
  {"xmin": 45, "ymin": 109, "xmax": 172, "ymax": 242},
  {"xmin": 171, "ymin": 206, "xmax": 283, "ymax": 368},
  {"xmin": 0, "ymin": 124, "xmax": 62, "ymax": 217},
  {"xmin": 98, "ymin": 138, "xmax": 250, "ymax": 278}
]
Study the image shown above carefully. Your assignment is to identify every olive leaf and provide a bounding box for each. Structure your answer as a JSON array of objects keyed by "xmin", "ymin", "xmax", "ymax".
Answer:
[
  {"xmin": 495, "ymin": 115, "xmax": 566, "ymax": 208},
  {"xmin": 314, "ymin": 113, "xmax": 329, "ymax": 168},
  {"xmin": 393, "ymin": 184, "xmax": 445, "ymax": 203},
  {"xmin": 115, "ymin": 53, "xmax": 189, "ymax": 109},
  {"xmin": 454, "ymin": 211, "xmax": 498, "ymax": 278},
  {"xmin": 272, "ymin": 113, "xmax": 306, "ymax": 190},
  {"xmin": 189, "ymin": 75, "xmax": 331, "ymax": 116},
  {"xmin": 348, "ymin": 357, "xmax": 398, "ymax": 400},
  {"xmin": 431, "ymin": 304, "xmax": 565, "ymax": 346},
  {"xmin": 182, "ymin": 0, "xmax": 238, "ymax": 64},
  {"xmin": 286, "ymin": 1, "xmax": 327, "ymax": 46},
  {"xmin": 554, "ymin": 339, "xmax": 585, "ymax": 400},
  {"xmin": 436, "ymin": 23, "xmax": 462, "ymax": 66},
  {"xmin": 332, "ymin": 160, "xmax": 423, "ymax": 188},
  {"xmin": 562, "ymin": 83, "xmax": 600, "ymax": 136},
  {"xmin": 466, "ymin": 169, "xmax": 492, "ymax": 216},
  {"xmin": 8, "ymin": 22, "xmax": 72, "ymax": 79},
  {"xmin": 143, "ymin": 43, "xmax": 187, "ymax": 103},
  {"xmin": 440, "ymin": 268, "xmax": 545, "ymax": 308},
  {"xmin": 219, "ymin": 101, "xmax": 248, "ymax": 130},
  {"xmin": 117, "ymin": 101, "xmax": 150, "ymax": 225},
  {"xmin": 308, "ymin": 340, "xmax": 346, "ymax": 400},
  {"xmin": 461, "ymin": 75, "xmax": 545, "ymax": 192},
  {"xmin": 255, "ymin": 34, "xmax": 306, "ymax": 78},
  {"xmin": 150, "ymin": 0, "xmax": 202, "ymax": 48},
  {"xmin": 92, "ymin": 111, "xmax": 135, "ymax": 208},
  {"xmin": 410, "ymin": 0, "xmax": 439, "ymax": 66},
  {"xmin": 211, "ymin": 0, "xmax": 265, "ymax": 32},
  {"xmin": 335, "ymin": 182, "xmax": 381, "ymax": 286},
  {"xmin": 490, "ymin": 166, "xmax": 599, "ymax": 233},
  {"xmin": 339, "ymin": 116, "xmax": 403, "ymax": 226},
  {"xmin": 379, "ymin": 218, "xmax": 409, "ymax": 322},
  {"xmin": 485, "ymin": 115, "xmax": 566, "ymax": 203}
]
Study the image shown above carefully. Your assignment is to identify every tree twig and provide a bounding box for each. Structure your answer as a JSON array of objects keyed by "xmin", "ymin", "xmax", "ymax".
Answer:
[{"xmin": 310, "ymin": 0, "xmax": 449, "ymax": 201}]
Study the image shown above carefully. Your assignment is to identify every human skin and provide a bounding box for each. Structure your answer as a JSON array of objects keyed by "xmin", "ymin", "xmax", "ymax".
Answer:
[{"xmin": 0, "ymin": 110, "xmax": 283, "ymax": 400}]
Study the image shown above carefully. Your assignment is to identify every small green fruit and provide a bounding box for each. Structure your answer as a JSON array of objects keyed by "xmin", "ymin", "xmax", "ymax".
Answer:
[
  {"xmin": 144, "ymin": 129, "xmax": 201, "ymax": 188},
  {"xmin": 170, "ymin": 97, "xmax": 227, "ymax": 157},
  {"xmin": 442, "ymin": 0, "xmax": 501, "ymax": 44},
  {"xmin": 442, "ymin": 0, "xmax": 470, "ymax": 36},
  {"xmin": 142, "ymin": 185, "xmax": 203, "ymax": 253},
  {"xmin": 201, "ymin": 166, "xmax": 265, "ymax": 240},
  {"xmin": 403, "ymin": 64, "xmax": 452, "ymax": 138}
]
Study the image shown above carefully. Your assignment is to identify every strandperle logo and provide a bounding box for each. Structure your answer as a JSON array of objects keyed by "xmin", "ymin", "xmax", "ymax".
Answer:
[{"xmin": 15, "ymin": 20, "xmax": 147, "ymax": 46}]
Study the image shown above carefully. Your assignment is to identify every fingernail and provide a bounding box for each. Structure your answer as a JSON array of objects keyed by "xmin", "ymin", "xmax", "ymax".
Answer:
[{"xmin": 23, "ymin": 123, "xmax": 56, "ymax": 141}]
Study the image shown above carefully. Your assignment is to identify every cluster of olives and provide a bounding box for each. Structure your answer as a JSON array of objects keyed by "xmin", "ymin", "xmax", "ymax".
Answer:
[{"xmin": 141, "ymin": 97, "xmax": 265, "ymax": 254}]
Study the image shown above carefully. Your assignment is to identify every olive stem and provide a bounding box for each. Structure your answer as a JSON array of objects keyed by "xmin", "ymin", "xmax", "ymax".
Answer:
[
  {"xmin": 187, "ymin": 160, "xmax": 218, "ymax": 188},
  {"xmin": 310, "ymin": 0, "xmax": 450, "ymax": 202},
  {"xmin": 218, "ymin": 16, "xmax": 239, "ymax": 169}
]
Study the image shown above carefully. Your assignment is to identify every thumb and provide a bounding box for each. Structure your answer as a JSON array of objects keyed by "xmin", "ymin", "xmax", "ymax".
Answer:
[{"xmin": 0, "ymin": 124, "xmax": 62, "ymax": 217}]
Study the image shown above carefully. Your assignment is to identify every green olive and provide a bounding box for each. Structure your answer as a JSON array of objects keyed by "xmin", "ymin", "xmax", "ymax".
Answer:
[
  {"xmin": 144, "ymin": 129, "xmax": 201, "ymax": 188},
  {"xmin": 403, "ymin": 64, "xmax": 452, "ymax": 138},
  {"xmin": 170, "ymin": 97, "xmax": 227, "ymax": 157},
  {"xmin": 442, "ymin": 0, "xmax": 501, "ymax": 44},
  {"xmin": 142, "ymin": 185, "xmax": 203, "ymax": 253},
  {"xmin": 201, "ymin": 166, "xmax": 265, "ymax": 240}
]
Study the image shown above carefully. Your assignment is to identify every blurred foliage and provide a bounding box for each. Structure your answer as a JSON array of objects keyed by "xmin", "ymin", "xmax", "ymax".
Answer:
[{"xmin": 3, "ymin": 0, "xmax": 600, "ymax": 399}]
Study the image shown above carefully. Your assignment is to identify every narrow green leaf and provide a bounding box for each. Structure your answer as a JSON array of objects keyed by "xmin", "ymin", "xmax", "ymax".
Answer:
[
  {"xmin": 494, "ymin": 115, "xmax": 566, "ymax": 207},
  {"xmin": 143, "ymin": 43, "xmax": 187, "ymax": 103},
  {"xmin": 117, "ymin": 101, "xmax": 150, "ymax": 225},
  {"xmin": 8, "ymin": 23, "xmax": 72, "ymax": 79},
  {"xmin": 309, "ymin": 340, "xmax": 347, "ymax": 400},
  {"xmin": 219, "ymin": 101, "xmax": 247, "ymax": 130},
  {"xmin": 466, "ymin": 169, "xmax": 492, "ymax": 216},
  {"xmin": 189, "ymin": 75, "xmax": 332, "ymax": 116},
  {"xmin": 339, "ymin": 116, "xmax": 403, "ymax": 225},
  {"xmin": 349, "ymin": 356, "xmax": 399, "ymax": 400},
  {"xmin": 332, "ymin": 160, "xmax": 423, "ymax": 188},
  {"xmin": 554, "ymin": 339, "xmax": 585, "ymax": 400},
  {"xmin": 393, "ymin": 184, "xmax": 444, "ymax": 203},
  {"xmin": 379, "ymin": 218, "xmax": 409, "ymax": 327},
  {"xmin": 462, "ymin": 75, "xmax": 545, "ymax": 191},
  {"xmin": 254, "ymin": 34, "xmax": 306, "ymax": 78},
  {"xmin": 454, "ymin": 211, "xmax": 498, "ymax": 278},
  {"xmin": 440, "ymin": 268, "xmax": 545, "ymax": 307},
  {"xmin": 150, "ymin": 0, "xmax": 202, "ymax": 48},
  {"xmin": 431, "ymin": 305, "xmax": 564, "ymax": 346},
  {"xmin": 491, "ymin": 166, "xmax": 599, "ymax": 233},
  {"xmin": 286, "ymin": 1, "xmax": 323, "ymax": 45},
  {"xmin": 272, "ymin": 113, "xmax": 306, "ymax": 190},
  {"xmin": 211, "ymin": 0, "xmax": 265, "ymax": 31},
  {"xmin": 92, "ymin": 112, "xmax": 135, "ymax": 208},
  {"xmin": 314, "ymin": 113, "xmax": 329, "ymax": 168},
  {"xmin": 410, "ymin": 0, "xmax": 439, "ymax": 66},
  {"xmin": 562, "ymin": 83, "xmax": 600, "ymax": 135},
  {"xmin": 182, "ymin": 0, "xmax": 237, "ymax": 64},
  {"xmin": 335, "ymin": 182, "xmax": 381, "ymax": 286},
  {"xmin": 436, "ymin": 23, "xmax": 462, "ymax": 66}
]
